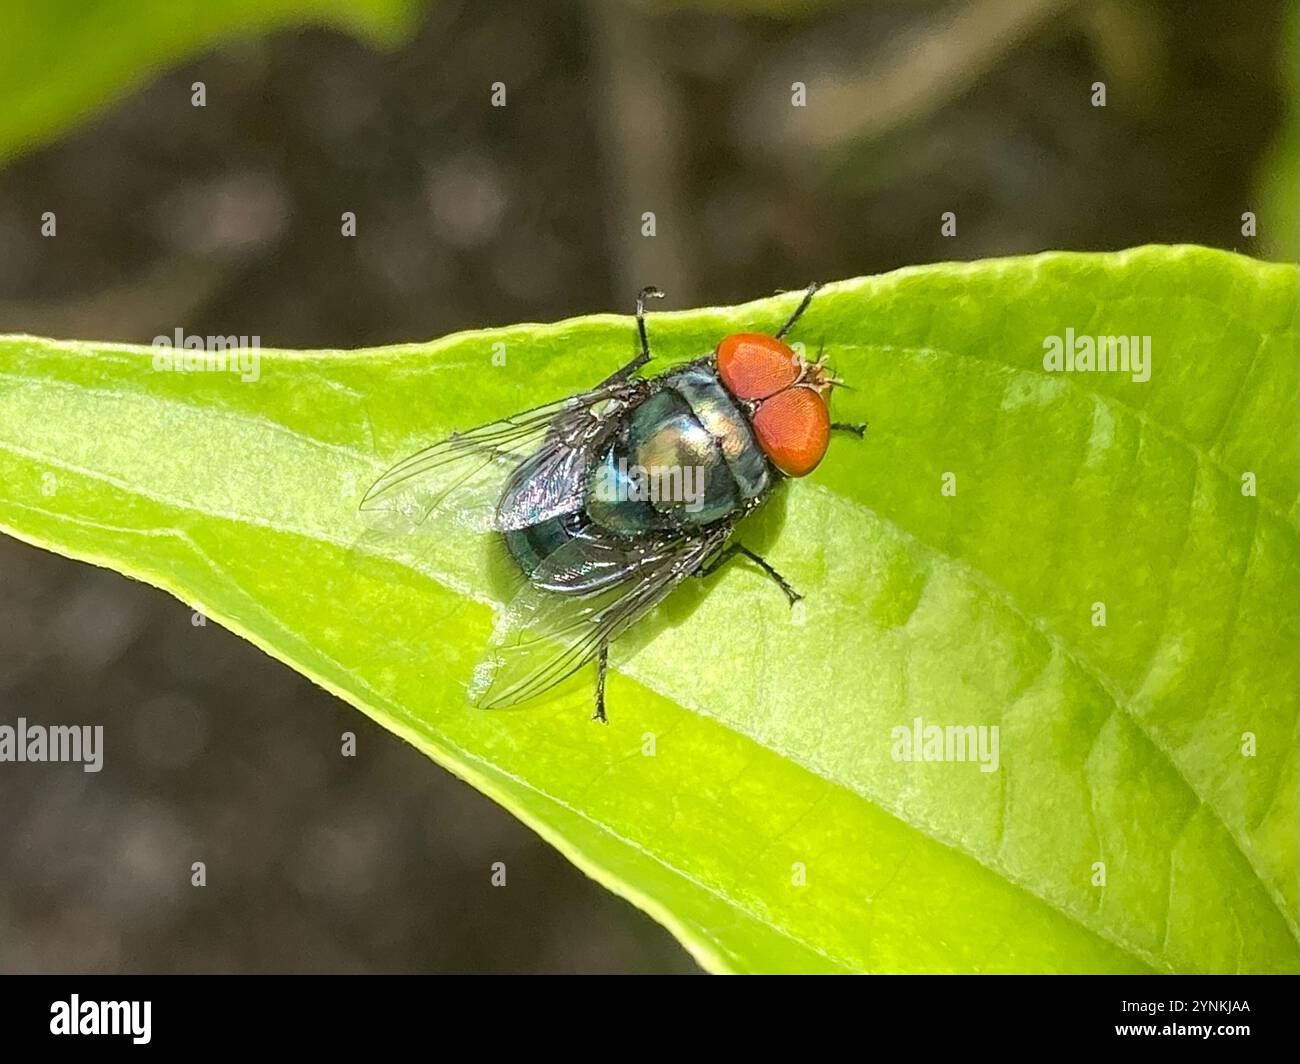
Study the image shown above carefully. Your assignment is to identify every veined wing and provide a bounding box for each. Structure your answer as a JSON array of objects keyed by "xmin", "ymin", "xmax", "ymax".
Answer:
[
  {"xmin": 469, "ymin": 522, "xmax": 733, "ymax": 709},
  {"xmin": 360, "ymin": 380, "xmax": 645, "ymax": 532}
]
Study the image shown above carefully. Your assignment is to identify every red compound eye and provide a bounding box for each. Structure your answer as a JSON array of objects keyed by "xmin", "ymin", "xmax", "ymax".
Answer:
[
  {"xmin": 752, "ymin": 386, "xmax": 830, "ymax": 477},
  {"xmin": 716, "ymin": 333, "xmax": 801, "ymax": 400}
]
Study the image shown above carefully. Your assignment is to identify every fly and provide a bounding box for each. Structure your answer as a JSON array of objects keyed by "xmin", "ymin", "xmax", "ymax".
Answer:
[{"xmin": 361, "ymin": 283, "xmax": 865, "ymax": 722}]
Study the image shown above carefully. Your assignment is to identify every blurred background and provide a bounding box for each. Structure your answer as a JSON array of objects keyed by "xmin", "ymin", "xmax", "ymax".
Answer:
[{"xmin": 0, "ymin": 0, "xmax": 1295, "ymax": 972}]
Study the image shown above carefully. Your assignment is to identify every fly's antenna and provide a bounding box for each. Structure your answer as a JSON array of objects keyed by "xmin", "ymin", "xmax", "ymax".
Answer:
[{"xmin": 798, "ymin": 338, "xmax": 851, "ymax": 391}]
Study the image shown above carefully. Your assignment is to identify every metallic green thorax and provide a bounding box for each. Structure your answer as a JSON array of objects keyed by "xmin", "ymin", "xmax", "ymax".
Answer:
[{"xmin": 505, "ymin": 363, "xmax": 772, "ymax": 575}]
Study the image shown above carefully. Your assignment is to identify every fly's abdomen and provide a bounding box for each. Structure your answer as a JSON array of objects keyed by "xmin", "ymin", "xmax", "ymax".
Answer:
[{"xmin": 503, "ymin": 512, "xmax": 581, "ymax": 576}]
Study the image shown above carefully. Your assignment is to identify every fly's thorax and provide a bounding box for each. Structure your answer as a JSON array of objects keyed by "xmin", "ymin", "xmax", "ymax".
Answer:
[
  {"xmin": 666, "ymin": 365, "xmax": 770, "ymax": 499},
  {"xmin": 583, "ymin": 366, "xmax": 772, "ymax": 534}
]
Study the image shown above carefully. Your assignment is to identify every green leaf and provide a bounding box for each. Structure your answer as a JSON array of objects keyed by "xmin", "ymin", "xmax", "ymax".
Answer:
[
  {"xmin": 0, "ymin": 0, "xmax": 421, "ymax": 164},
  {"xmin": 0, "ymin": 245, "xmax": 1295, "ymax": 973}
]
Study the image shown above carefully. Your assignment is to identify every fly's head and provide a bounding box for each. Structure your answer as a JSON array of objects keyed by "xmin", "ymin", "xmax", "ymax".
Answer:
[{"xmin": 714, "ymin": 331, "xmax": 851, "ymax": 478}]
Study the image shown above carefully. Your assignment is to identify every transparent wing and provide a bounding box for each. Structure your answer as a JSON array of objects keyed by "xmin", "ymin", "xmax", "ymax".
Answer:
[
  {"xmin": 469, "ymin": 523, "xmax": 733, "ymax": 709},
  {"xmin": 360, "ymin": 381, "xmax": 643, "ymax": 532}
]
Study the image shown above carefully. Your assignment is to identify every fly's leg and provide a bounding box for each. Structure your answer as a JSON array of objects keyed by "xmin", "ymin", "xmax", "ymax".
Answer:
[
  {"xmin": 634, "ymin": 285, "xmax": 662, "ymax": 366},
  {"xmin": 832, "ymin": 422, "xmax": 867, "ymax": 437},
  {"xmin": 599, "ymin": 286, "xmax": 664, "ymax": 386},
  {"xmin": 774, "ymin": 282, "xmax": 820, "ymax": 340},
  {"xmin": 698, "ymin": 544, "xmax": 802, "ymax": 607},
  {"xmin": 593, "ymin": 642, "xmax": 609, "ymax": 723}
]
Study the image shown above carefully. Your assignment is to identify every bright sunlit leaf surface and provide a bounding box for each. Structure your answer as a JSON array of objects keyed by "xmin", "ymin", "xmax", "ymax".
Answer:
[{"xmin": 0, "ymin": 246, "xmax": 1295, "ymax": 973}]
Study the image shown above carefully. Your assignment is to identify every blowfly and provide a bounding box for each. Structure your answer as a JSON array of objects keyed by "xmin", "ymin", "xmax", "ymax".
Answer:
[{"xmin": 361, "ymin": 284, "xmax": 864, "ymax": 721}]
